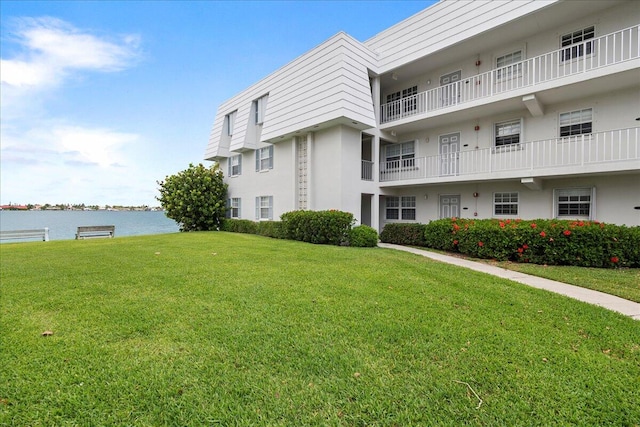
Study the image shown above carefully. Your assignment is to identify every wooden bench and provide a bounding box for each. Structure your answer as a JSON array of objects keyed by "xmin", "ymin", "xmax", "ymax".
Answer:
[
  {"xmin": 0, "ymin": 228, "xmax": 50, "ymax": 242},
  {"xmin": 75, "ymin": 225, "xmax": 115, "ymax": 239}
]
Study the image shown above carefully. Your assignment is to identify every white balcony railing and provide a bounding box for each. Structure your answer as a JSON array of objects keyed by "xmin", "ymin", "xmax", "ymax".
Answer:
[
  {"xmin": 380, "ymin": 25, "xmax": 640, "ymax": 124},
  {"xmin": 361, "ymin": 160, "xmax": 374, "ymax": 181},
  {"xmin": 379, "ymin": 128, "xmax": 640, "ymax": 182}
]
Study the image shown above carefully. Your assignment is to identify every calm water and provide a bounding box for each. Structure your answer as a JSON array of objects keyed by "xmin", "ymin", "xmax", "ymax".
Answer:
[{"xmin": 0, "ymin": 210, "xmax": 179, "ymax": 241}]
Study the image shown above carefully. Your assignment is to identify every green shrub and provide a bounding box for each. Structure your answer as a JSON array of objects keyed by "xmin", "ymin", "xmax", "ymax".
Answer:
[
  {"xmin": 422, "ymin": 219, "xmax": 457, "ymax": 251},
  {"xmin": 280, "ymin": 210, "xmax": 354, "ymax": 245},
  {"xmin": 221, "ymin": 219, "xmax": 258, "ymax": 234},
  {"xmin": 380, "ymin": 223, "xmax": 427, "ymax": 246},
  {"xmin": 256, "ymin": 221, "xmax": 284, "ymax": 239},
  {"xmin": 349, "ymin": 225, "xmax": 379, "ymax": 247},
  {"xmin": 156, "ymin": 163, "xmax": 227, "ymax": 232},
  {"xmin": 423, "ymin": 218, "xmax": 639, "ymax": 268}
]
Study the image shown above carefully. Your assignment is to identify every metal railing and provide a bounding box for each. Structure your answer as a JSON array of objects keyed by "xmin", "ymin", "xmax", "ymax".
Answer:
[
  {"xmin": 380, "ymin": 25, "xmax": 640, "ymax": 123},
  {"xmin": 379, "ymin": 128, "xmax": 640, "ymax": 182},
  {"xmin": 361, "ymin": 160, "xmax": 374, "ymax": 181}
]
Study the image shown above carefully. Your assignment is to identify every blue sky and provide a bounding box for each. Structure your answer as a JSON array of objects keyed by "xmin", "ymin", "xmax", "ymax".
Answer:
[{"xmin": 1, "ymin": 0, "xmax": 434, "ymax": 206}]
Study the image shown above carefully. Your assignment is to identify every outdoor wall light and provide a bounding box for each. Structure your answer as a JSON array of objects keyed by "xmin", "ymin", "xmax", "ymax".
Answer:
[{"xmin": 392, "ymin": 73, "xmax": 398, "ymax": 80}]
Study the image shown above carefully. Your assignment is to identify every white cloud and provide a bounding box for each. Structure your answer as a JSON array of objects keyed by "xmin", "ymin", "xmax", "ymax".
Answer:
[
  {"xmin": 1, "ymin": 17, "xmax": 140, "ymax": 88},
  {"xmin": 0, "ymin": 17, "xmax": 149, "ymax": 205},
  {"xmin": 53, "ymin": 125, "xmax": 138, "ymax": 167},
  {"xmin": 0, "ymin": 123, "xmax": 155, "ymax": 205}
]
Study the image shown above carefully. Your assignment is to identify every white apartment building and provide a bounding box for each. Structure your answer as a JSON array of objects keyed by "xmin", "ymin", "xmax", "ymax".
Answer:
[{"xmin": 204, "ymin": 0, "xmax": 640, "ymax": 229}]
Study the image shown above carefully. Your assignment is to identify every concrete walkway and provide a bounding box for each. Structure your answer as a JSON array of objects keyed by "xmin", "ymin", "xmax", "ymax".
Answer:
[{"xmin": 378, "ymin": 243, "xmax": 640, "ymax": 320}]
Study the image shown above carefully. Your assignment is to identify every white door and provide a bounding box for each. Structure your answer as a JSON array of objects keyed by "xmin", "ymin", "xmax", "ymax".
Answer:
[
  {"xmin": 440, "ymin": 195, "xmax": 460, "ymax": 219},
  {"xmin": 440, "ymin": 133, "xmax": 460, "ymax": 176},
  {"xmin": 440, "ymin": 70, "xmax": 461, "ymax": 107}
]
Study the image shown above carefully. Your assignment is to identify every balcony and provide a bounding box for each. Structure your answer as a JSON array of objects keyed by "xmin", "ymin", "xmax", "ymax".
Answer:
[
  {"xmin": 361, "ymin": 160, "xmax": 374, "ymax": 181},
  {"xmin": 380, "ymin": 25, "xmax": 640, "ymax": 124},
  {"xmin": 379, "ymin": 128, "xmax": 640, "ymax": 183}
]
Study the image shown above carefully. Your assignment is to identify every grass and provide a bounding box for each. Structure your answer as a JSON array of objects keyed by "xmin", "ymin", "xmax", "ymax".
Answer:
[
  {"xmin": 483, "ymin": 259, "xmax": 640, "ymax": 303},
  {"xmin": 422, "ymin": 248, "xmax": 640, "ymax": 303},
  {"xmin": 1, "ymin": 232, "xmax": 639, "ymax": 426}
]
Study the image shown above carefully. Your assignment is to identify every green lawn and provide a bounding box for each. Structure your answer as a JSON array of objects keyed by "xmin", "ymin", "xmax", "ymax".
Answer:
[
  {"xmin": 1, "ymin": 232, "xmax": 639, "ymax": 426},
  {"xmin": 482, "ymin": 259, "xmax": 640, "ymax": 303},
  {"xmin": 421, "ymin": 249, "xmax": 640, "ymax": 303}
]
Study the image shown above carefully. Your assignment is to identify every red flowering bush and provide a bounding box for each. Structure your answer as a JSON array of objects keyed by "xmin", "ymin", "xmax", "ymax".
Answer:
[{"xmin": 422, "ymin": 218, "xmax": 639, "ymax": 268}]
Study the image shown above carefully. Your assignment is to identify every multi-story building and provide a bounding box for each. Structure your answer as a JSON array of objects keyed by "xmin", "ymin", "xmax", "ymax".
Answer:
[{"xmin": 204, "ymin": 0, "xmax": 640, "ymax": 229}]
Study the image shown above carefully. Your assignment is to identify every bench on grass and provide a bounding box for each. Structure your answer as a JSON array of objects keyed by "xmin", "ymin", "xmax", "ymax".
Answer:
[
  {"xmin": 0, "ymin": 228, "xmax": 50, "ymax": 242},
  {"xmin": 75, "ymin": 225, "xmax": 115, "ymax": 239}
]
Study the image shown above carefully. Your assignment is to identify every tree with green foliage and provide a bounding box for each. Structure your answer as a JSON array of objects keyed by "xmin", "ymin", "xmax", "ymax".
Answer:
[{"xmin": 156, "ymin": 163, "xmax": 228, "ymax": 231}]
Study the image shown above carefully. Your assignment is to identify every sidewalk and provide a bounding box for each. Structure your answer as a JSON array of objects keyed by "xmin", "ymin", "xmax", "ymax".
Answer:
[{"xmin": 378, "ymin": 243, "xmax": 640, "ymax": 320}]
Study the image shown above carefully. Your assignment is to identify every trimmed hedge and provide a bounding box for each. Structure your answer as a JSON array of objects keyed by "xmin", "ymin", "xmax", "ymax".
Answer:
[
  {"xmin": 280, "ymin": 210, "xmax": 354, "ymax": 246},
  {"xmin": 256, "ymin": 221, "xmax": 284, "ymax": 239},
  {"xmin": 349, "ymin": 225, "xmax": 379, "ymax": 247},
  {"xmin": 380, "ymin": 223, "xmax": 427, "ymax": 246},
  {"xmin": 223, "ymin": 210, "xmax": 371, "ymax": 247},
  {"xmin": 221, "ymin": 219, "xmax": 258, "ymax": 234},
  {"xmin": 424, "ymin": 218, "xmax": 639, "ymax": 268}
]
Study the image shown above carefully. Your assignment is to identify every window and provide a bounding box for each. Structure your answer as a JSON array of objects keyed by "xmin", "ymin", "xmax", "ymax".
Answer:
[
  {"xmin": 561, "ymin": 26, "xmax": 594, "ymax": 61},
  {"xmin": 386, "ymin": 196, "xmax": 416, "ymax": 220},
  {"xmin": 227, "ymin": 198, "xmax": 241, "ymax": 219},
  {"xmin": 495, "ymin": 119, "xmax": 521, "ymax": 147},
  {"xmin": 385, "ymin": 197, "xmax": 399, "ymax": 220},
  {"xmin": 228, "ymin": 155, "xmax": 242, "ymax": 176},
  {"xmin": 556, "ymin": 188, "xmax": 592, "ymax": 218},
  {"xmin": 559, "ymin": 108, "xmax": 592, "ymax": 137},
  {"xmin": 255, "ymin": 196, "xmax": 273, "ymax": 220},
  {"xmin": 386, "ymin": 85, "xmax": 418, "ymax": 117},
  {"xmin": 253, "ymin": 95, "xmax": 268, "ymax": 125},
  {"xmin": 255, "ymin": 146, "xmax": 274, "ymax": 172},
  {"xmin": 496, "ymin": 50, "xmax": 522, "ymax": 79},
  {"xmin": 401, "ymin": 196, "xmax": 416, "ymax": 220},
  {"xmin": 494, "ymin": 192, "xmax": 518, "ymax": 216},
  {"xmin": 384, "ymin": 141, "xmax": 415, "ymax": 168},
  {"xmin": 225, "ymin": 111, "xmax": 237, "ymax": 136}
]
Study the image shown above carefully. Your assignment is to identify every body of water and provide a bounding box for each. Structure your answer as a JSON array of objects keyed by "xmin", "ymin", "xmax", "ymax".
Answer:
[{"xmin": 0, "ymin": 210, "xmax": 179, "ymax": 241}]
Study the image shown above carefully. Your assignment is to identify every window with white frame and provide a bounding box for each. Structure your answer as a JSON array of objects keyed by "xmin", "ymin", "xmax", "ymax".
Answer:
[
  {"xmin": 255, "ymin": 146, "xmax": 274, "ymax": 172},
  {"xmin": 228, "ymin": 155, "xmax": 242, "ymax": 176},
  {"xmin": 555, "ymin": 188, "xmax": 592, "ymax": 218},
  {"xmin": 384, "ymin": 141, "xmax": 415, "ymax": 169},
  {"xmin": 385, "ymin": 197, "xmax": 400, "ymax": 220},
  {"xmin": 225, "ymin": 111, "xmax": 237, "ymax": 136},
  {"xmin": 401, "ymin": 196, "xmax": 416, "ymax": 220},
  {"xmin": 561, "ymin": 26, "xmax": 594, "ymax": 61},
  {"xmin": 253, "ymin": 95, "xmax": 268, "ymax": 125},
  {"xmin": 228, "ymin": 198, "xmax": 241, "ymax": 219},
  {"xmin": 496, "ymin": 50, "xmax": 522, "ymax": 79},
  {"xmin": 494, "ymin": 192, "xmax": 519, "ymax": 216},
  {"xmin": 386, "ymin": 196, "xmax": 416, "ymax": 220},
  {"xmin": 559, "ymin": 108, "xmax": 592, "ymax": 137},
  {"xmin": 386, "ymin": 85, "xmax": 418, "ymax": 117},
  {"xmin": 495, "ymin": 119, "xmax": 521, "ymax": 147},
  {"xmin": 255, "ymin": 196, "xmax": 273, "ymax": 220}
]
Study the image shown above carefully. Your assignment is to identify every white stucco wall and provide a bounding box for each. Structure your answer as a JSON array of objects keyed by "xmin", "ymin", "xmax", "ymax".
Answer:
[{"xmin": 380, "ymin": 173, "xmax": 640, "ymax": 227}]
